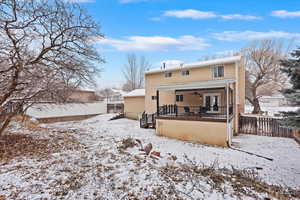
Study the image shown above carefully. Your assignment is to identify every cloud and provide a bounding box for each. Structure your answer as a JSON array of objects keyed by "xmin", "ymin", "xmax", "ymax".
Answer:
[
  {"xmin": 271, "ymin": 10, "xmax": 300, "ymax": 18},
  {"xmin": 221, "ymin": 14, "xmax": 261, "ymax": 20},
  {"xmin": 163, "ymin": 9, "xmax": 217, "ymax": 19},
  {"xmin": 162, "ymin": 9, "xmax": 260, "ymax": 20},
  {"xmin": 95, "ymin": 35, "xmax": 209, "ymax": 51},
  {"xmin": 213, "ymin": 31, "xmax": 300, "ymax": 41}
]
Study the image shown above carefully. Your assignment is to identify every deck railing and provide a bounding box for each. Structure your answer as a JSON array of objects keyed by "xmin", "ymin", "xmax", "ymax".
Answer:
[{"xmin": 158, "ymin": 104, "xmax": 233, "ymax": 119}]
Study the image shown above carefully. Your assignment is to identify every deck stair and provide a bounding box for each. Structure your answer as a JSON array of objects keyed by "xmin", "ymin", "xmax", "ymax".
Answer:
[{"xmin": 140, "ymin": 112, "xmax": 156, "ymax": 129}]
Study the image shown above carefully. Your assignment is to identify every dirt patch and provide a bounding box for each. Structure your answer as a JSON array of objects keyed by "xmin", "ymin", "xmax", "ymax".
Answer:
[{"xmin": 0, "ymin": 131, "xmax": 82, "ymax": 164}]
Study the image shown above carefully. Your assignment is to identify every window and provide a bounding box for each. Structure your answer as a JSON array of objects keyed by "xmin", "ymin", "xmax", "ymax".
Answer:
[
  {"xmin": 176, "ymin": 94, "xmax": 183, "ymax": 102},
  {"xmin": 151, "ymin": 96, "xmax": 157, "ymax": 100},
  {"xmin": 213, "ymin": 66, "xmax": 224, "ymax": 78},
  {"xmin": 164, "ymin": 71, "xmax": 172, "ymax": 78},
  {"xmin": 181, "ymin": 70, "xmax": 189, "ymax": 76}
]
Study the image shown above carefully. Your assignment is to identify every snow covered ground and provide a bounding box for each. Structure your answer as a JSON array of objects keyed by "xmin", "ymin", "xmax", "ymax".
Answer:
[
  {"xmin": 26, "ymin": 102, "xmax": 107, "ymax": 118},
  {"xmin": 1, "ymin": 114, "xmax": 299, "ymax": 199},
  {"xmin": 245, "ymin": 104, "xmax": 299, "ymax": 116}
]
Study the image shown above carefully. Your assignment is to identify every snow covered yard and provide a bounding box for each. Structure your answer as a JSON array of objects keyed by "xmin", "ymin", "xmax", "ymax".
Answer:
[
  {"xmin": 1, "ymin": 114, "xmax": 300, "ymax": 199},
  {"xmin": 26, "ymin": 102, "xmax": 107, "ymax": 119}
]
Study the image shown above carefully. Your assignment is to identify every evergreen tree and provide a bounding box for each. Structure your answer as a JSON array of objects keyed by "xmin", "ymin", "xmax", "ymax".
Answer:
[{"xmin": 280, "ymin": 47, "xmax": 300, "ymax": 129}]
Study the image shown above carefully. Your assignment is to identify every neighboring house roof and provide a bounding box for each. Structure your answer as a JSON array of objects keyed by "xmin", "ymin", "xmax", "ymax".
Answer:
[
  {"xmin": 111, "ymin": 89, "xmax": 128, "ymax": 96},
  {"xmin": 123, "ymin": 89, "xmax": 145, "ymax": 97},
  {"xmin": 145, "ymin": 56, "xmax": 241, "ymax": 75},
  {"xmin": 73, "ymin": 89, "xmax": 95, "ymax": 94}
]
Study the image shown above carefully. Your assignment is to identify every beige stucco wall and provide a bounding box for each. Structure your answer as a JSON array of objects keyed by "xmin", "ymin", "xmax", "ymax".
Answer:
[
  {"xmin": 124, "ymin": 96, "xmax": 145, "ymax": 120},
  {"xmin": 156, "ymin": 119, "xmax": 228, "ymax": 147},
  {"xmin": 238, "ymin": 60, "xmax": 246, "ymax": 113}
]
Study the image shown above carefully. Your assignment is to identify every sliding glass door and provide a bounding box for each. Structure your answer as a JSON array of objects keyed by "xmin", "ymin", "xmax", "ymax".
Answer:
[{"xmin": 204, "ymin": 93, "xmax": 221, "ymax": 113}]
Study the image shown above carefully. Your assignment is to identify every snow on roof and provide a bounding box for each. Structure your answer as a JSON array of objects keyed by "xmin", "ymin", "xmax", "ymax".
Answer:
[
  {"xmin": 161, "ymin": 60, "xmax": 184, "ymax": 69},
  {"xmin": 111, "ymin": 89, "xmax": 128, "ymax": 96},
  {"xmin": 260, "ymin": 94, "xmax": 285, "ymax": 99},
  {"xmin": 146, "ymin": 56, "xmax": 241, "ymax": 75},
  {"xmin": 123, "ymin": 89, "xmax": 145, "ymax": 97}
]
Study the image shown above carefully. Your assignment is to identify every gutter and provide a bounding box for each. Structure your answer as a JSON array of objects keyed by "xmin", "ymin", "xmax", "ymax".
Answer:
[{"xmin": 145, "ymin": 56, "xmax": 242, "ymax": 75}]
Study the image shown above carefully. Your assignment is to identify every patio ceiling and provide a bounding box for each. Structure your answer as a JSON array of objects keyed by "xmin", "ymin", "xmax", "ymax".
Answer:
[{"xmin": 155, "ymin": 79, "xmax": 235, "ymax": 91}]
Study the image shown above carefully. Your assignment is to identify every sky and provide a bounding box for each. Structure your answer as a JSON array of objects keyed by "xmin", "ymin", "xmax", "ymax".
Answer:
[{"xmin": 75, "ymin": 0, "xmax": 300, "ymax": 88}]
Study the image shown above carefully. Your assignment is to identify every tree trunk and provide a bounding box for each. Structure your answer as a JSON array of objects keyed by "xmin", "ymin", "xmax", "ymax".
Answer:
[
  {"xmin": 252, "ymin": 98, "xmax": 261, "ymax": 114},
  {"xmin": 0, "ymin": 115, "xmax": 13, "ymax": 137}
]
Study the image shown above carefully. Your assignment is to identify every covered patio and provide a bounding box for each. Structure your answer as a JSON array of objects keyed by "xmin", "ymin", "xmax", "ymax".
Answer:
[{"xmin": 155, "ymin": 79, "xmax": 235, "ymax": 122}]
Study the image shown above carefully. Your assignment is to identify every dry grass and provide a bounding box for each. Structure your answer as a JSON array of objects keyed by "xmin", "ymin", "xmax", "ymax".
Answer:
[
  {"xmin": 0, "ymin": 132, "xmax": 81, "ymax": 164},
  {"xmin": 0, "ymin": 119, "xmax": 82, "ymax": 165},
  {"xmin": 157, "ymin": 156, "xmax": 300, "ymax": 200},
  {"xmin": 118, "ymin": 137, "xmax": 137, "ymax": 150}
]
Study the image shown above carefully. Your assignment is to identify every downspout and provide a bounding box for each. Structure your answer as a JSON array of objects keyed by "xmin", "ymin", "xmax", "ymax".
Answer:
[
  {"xmin": 235, "ymin": 61, "xmax": 239, "ymax": 135},
  {"xmin": 156, "ymin": 90, "xmax": 159, "ymax": 116},
  {"xmin": 226, "ymin": 82, "xmax": 231, "ymax": 147}
]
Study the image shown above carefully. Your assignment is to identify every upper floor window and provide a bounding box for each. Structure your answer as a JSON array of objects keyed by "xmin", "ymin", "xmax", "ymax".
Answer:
[
  {"xmin": 213, "ymin": 66, "xmax": 224, "ymax": 78},
  {"xmin": 151, "ymin": 96, "xmax": 157, "ymax": 100},
  {"xmin": 176, "ymin": 94, "xmax": 183, "ymax": 102},
  {"xmin": 181, "ymin": 70, "xmax": 190, "ymax": 76},
  {"xmin": 164, "ymin": 71, "xmax": 172, "ymax": 78}
]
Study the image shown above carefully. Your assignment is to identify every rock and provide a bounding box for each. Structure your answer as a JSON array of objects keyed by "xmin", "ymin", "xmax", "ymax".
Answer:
[
  {"xmin": 151, "ymin": 151, "xmax": 161, "ymax": 157},
  {"xmin": 143, "ymin": 143, "xmax": 152, "ymax": 155}
]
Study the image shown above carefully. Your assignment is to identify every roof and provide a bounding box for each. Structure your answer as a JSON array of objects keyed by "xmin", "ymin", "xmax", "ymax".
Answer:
[
  {"xmin": 74, "ymin": 89, "xmax": 95, "ymax": 93},
  {"xmin": 260, "ymin": 94, "xmax": 285, "ymax": 99},
  {"xmin": 145, "ymin": 56, "xmax": 241, "ymax": 75},
  {"xmin": 123, "ymin": 89, "xmax": 145, "ymax": 97},
  {"xmin": 155, "ymin": 79, "xmax": 236, "ymax": 91},
  {"xmin": 111, "ymin": 89, "xmax": 128, "ymax": 96}
]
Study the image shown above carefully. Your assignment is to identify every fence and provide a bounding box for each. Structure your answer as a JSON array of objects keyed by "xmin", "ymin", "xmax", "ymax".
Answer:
[{"xmin": 239, "ymin": 115, "xmax": 293, "ymax": 138}]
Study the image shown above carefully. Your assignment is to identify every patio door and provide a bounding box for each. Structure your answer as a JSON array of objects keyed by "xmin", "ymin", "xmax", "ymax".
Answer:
[{"xmin": 204, "ymin": 93, "xmax": 221, "ymax": 113}]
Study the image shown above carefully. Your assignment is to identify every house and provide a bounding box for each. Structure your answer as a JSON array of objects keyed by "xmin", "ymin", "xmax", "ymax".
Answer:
[
  {"xmin": 68, "ymin": 90, "xmax": 98, "ymax": 103},
  {"xmin": 123, "ymin": 89, "xmax": 145, "ymax": 120},
  {"xmin": 142, "ymin": 56, "xmax": 245, "ymax": 147},
  {"xmin": 106, "ymin": 89, "xmax": 126, "ymax": 113}
]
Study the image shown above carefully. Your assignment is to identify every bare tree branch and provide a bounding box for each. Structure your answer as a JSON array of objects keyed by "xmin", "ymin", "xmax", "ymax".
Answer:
[
  {"xmin": 0, "ymin": 0, "xmax": 104, "ymax": 135},
  {"xmin": 241, "ymin": 40, "xmax": 290, "ymax": 114},
  {"xmin": 122, "ymin": 53, "xmax": 151, "ymax": 92}
]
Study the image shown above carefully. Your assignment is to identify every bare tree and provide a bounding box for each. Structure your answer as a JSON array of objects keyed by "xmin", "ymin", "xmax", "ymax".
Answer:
[
  {"xmin": 98, "ymin": 88, "xmax": 114, "ymax": 103},
  {"xmin": 242, "ymin": 40, "xmax": 290, "ymax": 114},
  {"xmin": 122, "ymin": 54, "xmax": 151, "ymax": 92},
  {"xmin": 0, "ymin": 0, "xmax": 104, "ymax": 135}
]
